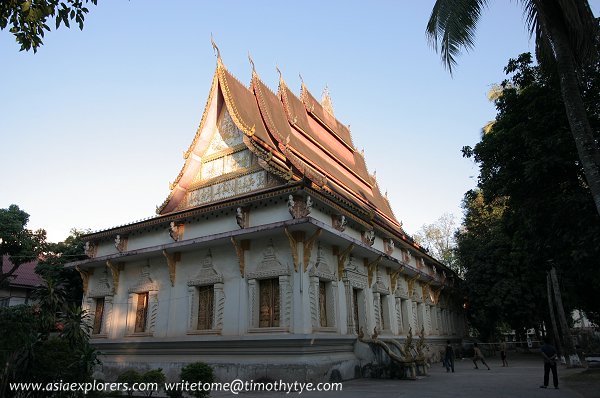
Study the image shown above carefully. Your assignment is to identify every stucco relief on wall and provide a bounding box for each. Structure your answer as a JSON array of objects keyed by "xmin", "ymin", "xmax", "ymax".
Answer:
[{"xmin": 187, "ymin": 170, "xmax": 269, "ymax": 207}]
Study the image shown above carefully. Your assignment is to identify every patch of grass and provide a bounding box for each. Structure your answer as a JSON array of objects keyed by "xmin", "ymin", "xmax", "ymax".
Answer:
[{"xmin": 563, "ymin": 368, "xmax": 600, "ymax": 382}]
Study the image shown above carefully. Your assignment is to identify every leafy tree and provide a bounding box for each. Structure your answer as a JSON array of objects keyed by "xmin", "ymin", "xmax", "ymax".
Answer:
[
  {"xmin": 0, "ymin": 277, "xmax": 99, "ymax": 397},
  {"xmin": 0, "ymin": 0, "xmax": 98, "ymax": 52},
  {"xmin": 36, "ymin": 228, "xmax": 89, "ymax": 305},
  {"xmin": 0, "ymin": 305, "xmax": 39, "ymax": 396},
  {"xmin": 413, "ymin": 213, "xmax": 462, "ymax": 276},
  {"xmin": 426, "ymin": 1, "xmax": 600, "ymax": 218},
  {"xmin": 457, "ymin": 53, "xmax": 600, "ymax": 340},
  {"xmin": 0, "ymin": 214, "xmax": 98, "ymax": 397},
  {"xmin": 456, "ymin": 191, "xmax": 546, "ymax": 340},
  {"xmin": 0, "ymin": 204, "xmax": 46, "ymax": 287}
]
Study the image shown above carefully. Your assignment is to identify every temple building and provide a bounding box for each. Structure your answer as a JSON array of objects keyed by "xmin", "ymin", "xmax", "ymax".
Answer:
[{"xmin": 68, "ymin": 51, "xmax": 465, "ymax": 382}]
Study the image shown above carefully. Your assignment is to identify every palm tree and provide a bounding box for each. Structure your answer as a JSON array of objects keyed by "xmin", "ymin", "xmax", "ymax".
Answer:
[{"xmin": 426, "ymin": 0, "xmax": 600, "ymax": 216}]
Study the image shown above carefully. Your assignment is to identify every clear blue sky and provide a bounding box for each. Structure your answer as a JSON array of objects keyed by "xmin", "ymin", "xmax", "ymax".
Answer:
[{"xmin": 2, "ymin": 1, "xmax": 598, "ymax": 242}]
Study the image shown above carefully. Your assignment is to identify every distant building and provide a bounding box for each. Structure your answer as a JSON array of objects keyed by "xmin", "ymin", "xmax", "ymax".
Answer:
[
  {"xmin": 68, "ymin": 54, "xmax": 465, "ymax": 381},
  {"xmin": 0, "ymin": 255, "xmax": 42, "ymax": 307}
]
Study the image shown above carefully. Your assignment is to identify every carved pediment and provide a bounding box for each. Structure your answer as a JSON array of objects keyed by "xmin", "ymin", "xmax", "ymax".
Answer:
[
  {"xmin": 344, "ymin": 254, "xmax": 359, "ymax": 272},
  {"xmin": 373, "ymin": 268, "xmax": 389, "ymax": 295},
  {"xmin": 128, "ymin": 263, "xmax": 158, "ymax": 293},
  {"xmin": 88, "ymin": 267, "xmax": 113, "ymax": 298},
  {"xmin": 394, "ymin": 280, "xmax": 409, "ymax": 299},
  {"xmin": 423, "ymin": 284, "xmax": 435, "ymax": 305},
  {"xmin": 309, "ymin": 242, "xmax": 335, "ymax": 281},
  {"xmin": 342, "ymin": 255, "xmax": 368, "ymax": 289},
  {"xmin": 188, "ymin": 250, "xmax": 223, "ymax": 286},
  {"xmin": 247, "ymin": 240, "xmax": 290, "ymax": 279},
  {"xmin": 412, "ymin": 281, "xmax": 423, "ymax": 302}
]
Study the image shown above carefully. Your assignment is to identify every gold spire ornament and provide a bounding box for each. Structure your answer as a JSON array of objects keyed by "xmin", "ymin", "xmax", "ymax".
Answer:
[
  {"xmin": 210, "ymin": 33, "xmax": 221, "ymax": 61},
  {"xmin": 248, "ymin": 51, "xmax": 256, "ymax": 72},
  {"xmin": 321, "ymin": 85, "xmax": 334, "ymax": 116}
]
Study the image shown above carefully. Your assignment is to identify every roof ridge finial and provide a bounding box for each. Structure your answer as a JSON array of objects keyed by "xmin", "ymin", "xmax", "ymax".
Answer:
[
  {"xmin": 248, "ymin": 51, "xmax": 256, "ymax": 73},
  {"xmin": 299, "ymin": 72, "xmax": 304, "ymax": 86},
  {"xmin": 210, "ymin": 33, "xmax": 221, "ymax": 62},
  {"xmin": 322, "ymin": 84, "xmax": 334, "ymax": 116}
]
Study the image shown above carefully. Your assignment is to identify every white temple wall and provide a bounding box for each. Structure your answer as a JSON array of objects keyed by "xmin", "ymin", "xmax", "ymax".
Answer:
[
  {"xmin": 84, "ymin": 232, "xmax": 457, "ymax": 342},
  {"xmin": 249, "ymin": 200, "xmax": 292, "ymax": 226},
  {"xmin": 125, "ymin": 230, "xmax": 174, "ymax": 252},
  {"xmin": 303, "ymin": 206, "xmax": 330, "ymax": 226},
  {"xmin": 180, "ymin": 215, "xmax": 239, "ymax": 241}
]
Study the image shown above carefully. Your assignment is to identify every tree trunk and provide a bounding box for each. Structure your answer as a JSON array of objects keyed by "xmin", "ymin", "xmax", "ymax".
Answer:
[
  {"xmin": 546, "ymin": 22, "xmax": 600, "ymax": 217},
  {"xmin": 546, "ymin": 272, "xmax": 562, "ymax": 355},
  {"xmin": 549, "ymin": 267, "xmax": 581, "ymax": 367}
]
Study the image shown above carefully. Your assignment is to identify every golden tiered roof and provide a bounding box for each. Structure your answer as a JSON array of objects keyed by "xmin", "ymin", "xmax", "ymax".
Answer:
[{"xmin": 157, "ymin": 54, "xmax": 407, "ymax": 240}]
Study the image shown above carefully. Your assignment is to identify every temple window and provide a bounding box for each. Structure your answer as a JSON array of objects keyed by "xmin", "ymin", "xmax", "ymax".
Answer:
[
  {"xmin": 259, "ymin": 278, "xmax": 280, "ymax": 328},
  {"xmin": 126, "ymin": 263, "xmax": 159, "ymax": 336},
  {"xmin": 247, "ymin": 241, "xmax": 292, "ymax": 332},
  {"xmin": 197, "ymin": 285, "xmax": 214, "ymax": 330},
  {"xmin": 352, "ymin": 288, "xmax": 361, "ymax": 334},
  {"xmin": 319, "ymin": 281, "xmax": 328, "ymax": 327},
  {"xmin": 85, "ymin": 266, "xmax": 114, "ymax": 338},
  {"xmin": 92, "ymin": 297, "xmax": 105, "ymax": 335},
  {"xmin": 309, "ymin": 242, "xmax": 337, "ymax": 331},
  {"xmin": 186, "ymin": 250, "xmax": 224, "ymax": 334},
  {"xmin": 134, "ymin": 292, "xmax": 149, "ymax": 333}
]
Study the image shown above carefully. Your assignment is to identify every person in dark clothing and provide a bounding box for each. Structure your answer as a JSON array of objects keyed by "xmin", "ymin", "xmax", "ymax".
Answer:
[
  {"xmin": 444, "ymin": 340, "xmax": 455, "ymax": 372},
  {"xmin": 540, "ymin": 338, "xmax": 559, "ymax": 389},
  {"xmin": 500, "ymin": 341, "xmax": 508, "ymax": 367}
]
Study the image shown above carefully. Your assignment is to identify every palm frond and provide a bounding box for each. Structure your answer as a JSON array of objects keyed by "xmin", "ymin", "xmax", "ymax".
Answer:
[
  {"xmin": 555, "ymin": 0, "xmax": 597, "ymax": 65},
  {"xmin": 426, "ymin": 0, "xmax": 490, "ymax": 74},
  {"xmin": 521, "ymin": 1, "xmax": 555, "ymax": 68},
  {"xmin": 522, "ymin": 0, "xmax": 597, "ymax": 67}
]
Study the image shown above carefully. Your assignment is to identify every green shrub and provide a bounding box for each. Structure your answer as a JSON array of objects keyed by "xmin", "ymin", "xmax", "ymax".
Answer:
[
  {"xmin": 180, "ymin": 362, "xmax": 214, "ymax": 398},
  {"xmin": 142, "ymin": 368, "xmax": 166, "ymax": 397},
  {"xmin": 116, "ymin": 370, "xmax": 142, "ymax": 397}
]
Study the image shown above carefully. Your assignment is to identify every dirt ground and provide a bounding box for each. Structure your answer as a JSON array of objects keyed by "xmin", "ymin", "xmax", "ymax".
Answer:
[{"xmin": 562, "ymin": 368, "xmax": 600, "ymax": 398}]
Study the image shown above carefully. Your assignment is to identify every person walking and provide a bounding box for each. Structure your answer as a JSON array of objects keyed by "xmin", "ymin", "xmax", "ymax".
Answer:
[
  {"xmin": 540, "ymin": 337, "xmax": 559, "ymax": 389},
  {"xmin": 472, "ymin": 342, "xmax": 491, "ymax": 370},
  {"xmin": 444, "ymin": 340, "xmax": 455, "ymax": 372},
  {"xmin": 500, "ymin": 341, "xmax": 508, "ymax": 367}
]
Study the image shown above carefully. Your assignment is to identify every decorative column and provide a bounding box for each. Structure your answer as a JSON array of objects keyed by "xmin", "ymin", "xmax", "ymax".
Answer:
[
  {"xmin": 373, "ymin": 292, "xmax": 382, "ymax": 331},
  {"xmin": 395, "ymin": 296, "xmax": 403, "ymax": 334},
  {"xmin": 248, "ymin": 279, "xmax": 258, "ymax": 328},
  {"xmin": 187, "ymin": 286, "xmax": 196, "ymax": 330},
  {"xmin": 103, "ymin": 296, "xmax": 114, "ymax": 337},
  {"xmin": 309, "ymin": 276, "xmax": 320, "ymax": 329},
  {"xmin": 214, "ymin": 282, "xmax": 225, "ymax": 330},
  {"xmin": 279, "ymin": 275, "xmax": 292, "ymax": 329}
]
